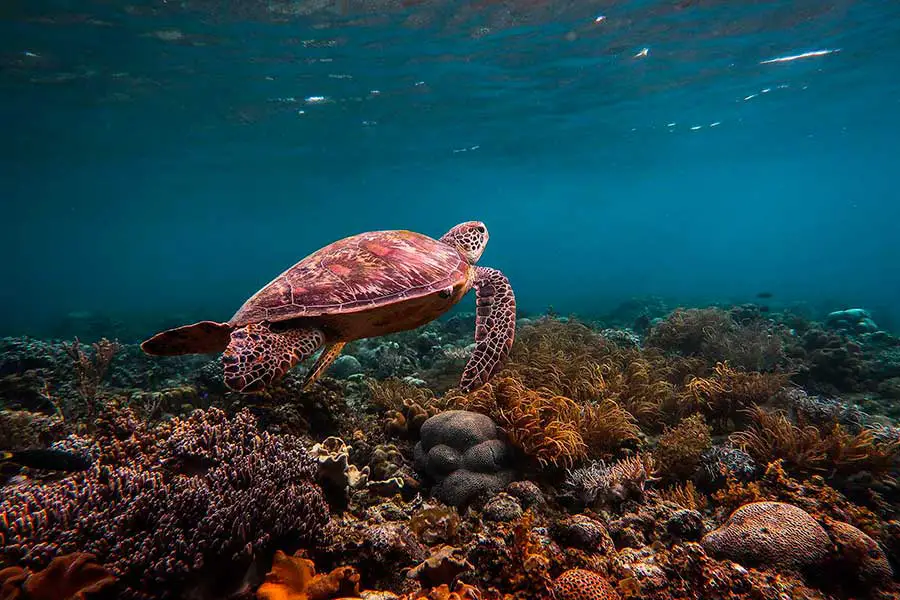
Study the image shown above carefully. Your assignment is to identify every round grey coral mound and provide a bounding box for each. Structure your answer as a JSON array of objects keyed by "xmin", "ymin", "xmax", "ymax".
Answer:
[
  {"xmin": 462, "ymin": 439, "xmax": 509, "ymax": 471},
  {"xmin": 415, "ymin": 410, "xmax": 516, "ymax": 507},
  {"xmin": 419, "ymin": 410, "xmax": 498, "ymax": 451},
  {"xmin": 427, "ymin": 444, "xmax": 462, "ymax": 475}
]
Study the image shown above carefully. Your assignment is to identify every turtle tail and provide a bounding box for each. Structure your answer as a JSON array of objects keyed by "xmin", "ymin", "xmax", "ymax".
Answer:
[{"xmin": 141, "ymin": 321, "xmax": 233, "ymax": 356}]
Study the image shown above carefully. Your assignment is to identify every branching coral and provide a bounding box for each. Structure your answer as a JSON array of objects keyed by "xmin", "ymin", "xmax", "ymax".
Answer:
[
  {"xmin": 730, "ymin": 406, "xmax": 900, "ymax": 480},
  {"xmin": 659, "ymin": 481, "xmax": 708, "ymax": 511},
  {"xmin": 503, "ymin": 317, "xmax": 614, "ymax": 402},
  {"xmin": 447, "ymin": 373, "xmax": 643, "ymax": 468},
  {"xmin": 0, "ymin": 407, "xmax": 329, "ymax": 599},
  {"xmin": 578, "ymin": 399, "xmax": 643, "ymax": 456},
  {"xmin": 585, "ymin": 351, "xmax": 682, "ymax": 429},
  {"xmin": 499, "ymin": 318, "xmax": 680, "ymax": 429}
]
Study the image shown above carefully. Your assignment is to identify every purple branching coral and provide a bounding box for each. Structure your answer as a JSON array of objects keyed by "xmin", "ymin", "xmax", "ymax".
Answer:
[{"xmin": 0, "ymin": 407, "xmax": 329, "ymax": 599}]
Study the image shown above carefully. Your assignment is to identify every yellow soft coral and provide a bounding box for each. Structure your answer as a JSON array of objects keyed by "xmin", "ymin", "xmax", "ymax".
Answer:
[
  {"xmin": 653, "ymin": 413, "xmax": 712, "ymax": 480},
  {"xmin": 730, "ymin": 406, "xmax": 900, "ymax": 478},
  {"xmin": 448, "ymin": 376, "xmax": 587, "ymax": 467},
  {"xmin": 679, "ymin": 362, "xmax": 788, "ymax": 431}
]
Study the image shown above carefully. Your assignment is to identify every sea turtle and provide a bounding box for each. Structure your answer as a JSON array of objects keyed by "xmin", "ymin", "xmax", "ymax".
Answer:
[{"xmin": 141, "ymin": 221, "xmax": 516, "ymax": 394}]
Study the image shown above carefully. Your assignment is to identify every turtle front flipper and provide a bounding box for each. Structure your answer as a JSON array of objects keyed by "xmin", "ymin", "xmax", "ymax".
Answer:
[
  {"xmin": 223, "ymin": 323, "xmax": 324, "ymax": 393},
  {"xmin": 459, "ymin": 266, "xmax": 517, "ymax": 392}
]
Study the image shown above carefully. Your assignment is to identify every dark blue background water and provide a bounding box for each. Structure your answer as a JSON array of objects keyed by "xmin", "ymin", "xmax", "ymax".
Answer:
[{"xmin": 2, "ymin": 0, "xmax": 899, "ymax": 340}]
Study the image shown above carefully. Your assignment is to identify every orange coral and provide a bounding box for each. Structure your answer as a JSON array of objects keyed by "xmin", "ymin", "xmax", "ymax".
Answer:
[
  {"xmin": 679, "ymin": 362, "xmax": 788, "ymax": 431},
  {"xmin": 257, "ymin": 551, "xmax": 360, "ymax": 600},
  {"xmin": 577, "ymin": 399, "xmax": 642, "ymax": 457},
  {"xmin": 367, "ymin": 378, "xmax": 451, "ymax": 436},
  {"xmin": 509, "ymin": 511, "xmax": 553, "ymax": 593},
  {"xmin": 659, "ymin": 481, "xmax": 708, "ymax": 511},
  {"xmin": 448, "ymin": 373, "xmax": 645, "ymax": 467},
  {"xmin": 449, "ymin": 376, "xmax": 587, "ymax": 468},
  {"xmin": 503, "ymin": 317, "xmax": 614, "ymax": 402},
  {"xmin": 403, "ymin": 582, "xmax": 481, "ymax": 600},
  {"xmin": 730, "ymin": 406, "xmax": 900, "ymax": 479},
  {"xmin": 0, "ymin": 552, "xmax": 116, "ymax": 600},
  {"xmin": 653, "ymin": 413, "xmax": 711, "ymax": 480},
  {"xmin": 712, "ymin": 461, "xmax": 887, "ymax": 541},
  {"xmin": 824, "ymin": 518, "xmax": 894, "ymax": 588},
  {"xmin": 549, "ymin": 569, "xmax": 620, "ymax": 600}
]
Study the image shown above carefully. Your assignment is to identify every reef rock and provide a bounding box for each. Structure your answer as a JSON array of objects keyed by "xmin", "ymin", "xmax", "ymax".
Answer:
[{"xmin": 826, "ymin": 308, "xmax": 879, "ymax": 335}]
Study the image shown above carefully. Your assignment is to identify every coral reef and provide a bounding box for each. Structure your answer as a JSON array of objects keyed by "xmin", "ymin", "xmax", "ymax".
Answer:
[
  {"xmin": 0, "ymin": 408, "xmax": 329, "ymax": 599},
  {"xmin": 730, "ymin": 405, "xmax": 900, "ymax": 483},
  {"xmin": 2, "ymin": 306, "xmax": 899, "ymax": 600},
  {"xmin": 550, "ymin": 568, "xmax": 620, "ymax": 600},
  {"xmin": 256, "ymin": 550, "xmax": 361, "ymax": 600}
]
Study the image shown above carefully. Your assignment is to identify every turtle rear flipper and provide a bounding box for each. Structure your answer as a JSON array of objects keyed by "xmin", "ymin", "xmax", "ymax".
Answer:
[
  {"xmin": 140, "ymin": 321, "xmax": 233, "ymax": 355},
  {"xmin": 223, "ymin": 323, "xmax": 325, "ymax": 393}
]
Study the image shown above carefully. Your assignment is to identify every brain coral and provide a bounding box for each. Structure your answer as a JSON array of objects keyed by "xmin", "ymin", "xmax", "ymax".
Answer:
[
  {"xmin": 550, "ymin": 569, "xmax": 620, "ymax": 600},
  {"xmin": 701, "ymin": 501, "xmax": 831, "ymax": 572},
  {"xmin": 414, "ymin": 410, "xmax": 515, "ymax": 507},
  {"xmin": 825, "ymin": 518, "xmax": 893, "ymax": 588}
]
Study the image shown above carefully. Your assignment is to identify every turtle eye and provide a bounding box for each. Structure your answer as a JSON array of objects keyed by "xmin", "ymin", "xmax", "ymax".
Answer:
[{"xmin": 476, "ymin": 226, "xmax": 485, "ymax": 233}]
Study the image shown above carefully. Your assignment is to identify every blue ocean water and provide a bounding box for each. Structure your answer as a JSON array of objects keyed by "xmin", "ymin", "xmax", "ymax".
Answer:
[{"xmin": 2, "ymin": 0, "xmax": 899, "ymax": 340}]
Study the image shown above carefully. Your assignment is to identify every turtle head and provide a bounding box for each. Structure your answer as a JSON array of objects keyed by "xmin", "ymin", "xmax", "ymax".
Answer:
[{"xmin": 440, "ymin": 221, "xmax": 489, "ymax": 263}]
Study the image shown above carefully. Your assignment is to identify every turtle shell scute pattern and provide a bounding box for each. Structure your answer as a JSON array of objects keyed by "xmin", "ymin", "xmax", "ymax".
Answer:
[{"xmin": 230, "ymin": 230, "xmax": 468, "ymax": 324}]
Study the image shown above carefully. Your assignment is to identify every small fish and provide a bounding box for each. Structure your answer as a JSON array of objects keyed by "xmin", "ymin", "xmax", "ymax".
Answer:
[
  {"xmin": 756, "ymin": 291, "xmax": 773, "ymax": 299},
  {"xmin": 1, "ymin": 448, "xmax": 92, "ymax": 472}
]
